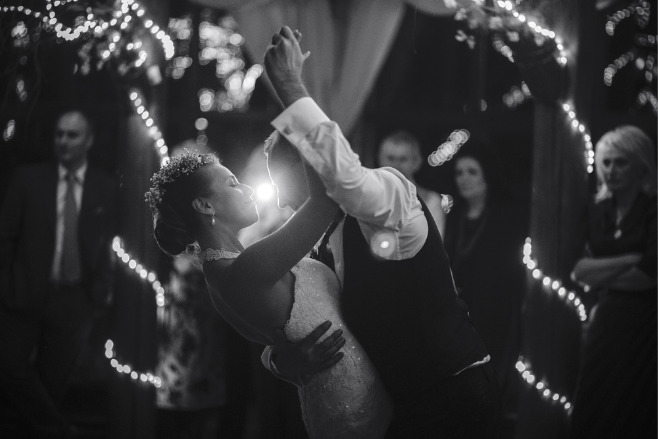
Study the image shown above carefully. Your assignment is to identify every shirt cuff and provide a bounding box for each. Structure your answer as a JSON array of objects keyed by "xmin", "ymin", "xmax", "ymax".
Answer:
[{"xmin": 271, "ymin": 97, "xmax": 330, "ymax": 146}]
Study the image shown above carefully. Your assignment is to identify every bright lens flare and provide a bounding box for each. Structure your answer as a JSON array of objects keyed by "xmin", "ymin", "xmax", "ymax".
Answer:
[
  {"xmin": 256, "ymin": 183, "xmax": 275, "ymax": 202},
  {"xmin": 369, "ymin": 231, "xmax": 395, "ymax": 259}
]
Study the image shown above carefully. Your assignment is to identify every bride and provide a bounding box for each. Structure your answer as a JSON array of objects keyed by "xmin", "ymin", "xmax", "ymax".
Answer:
[{"xmin": 145, "ymin": 151, "xmax": 392, "ymax": 438}]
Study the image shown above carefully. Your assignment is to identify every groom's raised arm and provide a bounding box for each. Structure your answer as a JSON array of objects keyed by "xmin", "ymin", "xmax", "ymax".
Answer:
[{"xmin": 265, "ymin": 27, "xmax": 427, "ymax": 258}]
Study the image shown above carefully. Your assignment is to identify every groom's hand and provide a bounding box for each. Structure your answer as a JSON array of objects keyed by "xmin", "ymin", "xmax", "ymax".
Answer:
[
  {"xmin": 271, "ymin": 321, "xmax": 345, "ymax": 385},
  {"xmin": 264, "ymin": 26, "xmax": 310, "ymax": 107}
]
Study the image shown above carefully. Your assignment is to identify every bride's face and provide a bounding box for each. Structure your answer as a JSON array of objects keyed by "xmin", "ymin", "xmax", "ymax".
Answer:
[{"xmin": 203, "ymin": 164, "xmax": 258, "ymax": 230}]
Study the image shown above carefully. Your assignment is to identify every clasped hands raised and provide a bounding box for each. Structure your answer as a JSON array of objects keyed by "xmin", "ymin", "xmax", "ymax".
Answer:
[{"xmin": 264, "ymin": 26, "xmax": 311, "ymax": 107}]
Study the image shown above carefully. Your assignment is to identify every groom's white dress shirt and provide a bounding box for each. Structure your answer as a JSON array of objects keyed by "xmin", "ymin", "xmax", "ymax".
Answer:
[{"xmin": 272, "ymin": 97, "xmax": 428, "ymax": 287}]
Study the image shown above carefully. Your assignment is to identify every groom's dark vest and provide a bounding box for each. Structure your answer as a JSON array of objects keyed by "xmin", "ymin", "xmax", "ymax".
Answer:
[{"xmin": 340, "ymin": 199, "xmax": 488, "ymax": 402}]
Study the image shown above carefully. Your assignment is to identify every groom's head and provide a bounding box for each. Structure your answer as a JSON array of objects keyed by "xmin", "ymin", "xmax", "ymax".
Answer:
[{"xmin": 265, "ymin": 131, "xmax": 309, "ymax": 211}]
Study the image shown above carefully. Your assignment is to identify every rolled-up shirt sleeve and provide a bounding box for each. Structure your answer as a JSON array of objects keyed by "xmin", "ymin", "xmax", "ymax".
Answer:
[{"xmin": 272, "ymin": 97, "xmax": 427, "ymax": 260}]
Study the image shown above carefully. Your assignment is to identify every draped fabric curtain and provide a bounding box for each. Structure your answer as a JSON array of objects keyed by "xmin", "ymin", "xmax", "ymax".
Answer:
[{"xmin": 190, "ymin": 0, "xmax": 465, "ymax": 134}]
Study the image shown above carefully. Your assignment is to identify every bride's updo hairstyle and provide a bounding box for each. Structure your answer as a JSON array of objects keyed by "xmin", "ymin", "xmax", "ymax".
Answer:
[{"xmin": 145, "ymin": 151, "xmax": 220, "ymax": 256}]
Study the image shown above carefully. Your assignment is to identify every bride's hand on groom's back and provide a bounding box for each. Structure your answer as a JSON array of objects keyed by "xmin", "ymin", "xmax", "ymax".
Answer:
[{"xmin": 271, "ymin": 321, "xmax": 346, "ymax": 386}]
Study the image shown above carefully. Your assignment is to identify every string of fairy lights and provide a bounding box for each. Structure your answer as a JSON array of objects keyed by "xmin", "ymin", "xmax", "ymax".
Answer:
[
  {"xmin": 108, "ymin": 45, "xmax": 256, "ymax": 384},
  {"xmin": 560, "ymin": 102, "xmax": 595, "ymax": 174},
  {"xmin": 604, "ymin": 0, "xmax": 651, "ymax": 36},
  {"xmin": 104, "ymin": 340, "xmax": 163, "ymax": 388},
  {"xmin": 107, "ymin": 76, "xmax": 179, "ymax": 386},
  {"xmin": 104, "ymin": 237, "xmax": 166, "ymax": 388},
  {"xmin": 490, "ymin": 2, "xmax": 596, "ymax": 177},
  {"xmin": 493, "ymin": 0, "xmax": 568, "ymax": 66},
  {"xmin": 3, "ymin": 0, "xmax": 259, "ymax": 388},
  {"xmin": 128, "ymin": 88, "xmax": 170, "ymax": 167},
  {"xmin": 496, "ymin": 2, "xmax": 588, "ymax": 412},
  {"xmin": 515, "ymin": 358, "xmax": 573, "ymax": 412},
  {"xmin": 0, "ymin": 0, "xmax": 177, "ymax": 388},
  {"xmin": 603, "ymin": 0, "xmax": 656, "ymax": 115},
  {"xmin": 452, "ymin": 0, "xmax": 596, "ymax": 412},
  {"xmin": 1, "ymin": 0, "xmax": 174, "ymax": 61},
  {"xmin": 112, "ymin": 236, "xmax": 166, "ymax": 308},
  {"xmin": 523, "ymin": 238, "xmax": 588, "ymax": 322}
]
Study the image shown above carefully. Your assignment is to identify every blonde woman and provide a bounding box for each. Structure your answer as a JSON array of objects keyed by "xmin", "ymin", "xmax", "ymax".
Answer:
[{"xmin": 570, "ymin": 125, "xmax": 657, "ymax": 438}]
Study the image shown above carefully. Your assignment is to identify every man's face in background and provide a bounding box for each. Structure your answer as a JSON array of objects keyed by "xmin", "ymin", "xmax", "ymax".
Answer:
[{"xmin": 54, "ymin": 111, "xmax": 93, "ymax": 171}]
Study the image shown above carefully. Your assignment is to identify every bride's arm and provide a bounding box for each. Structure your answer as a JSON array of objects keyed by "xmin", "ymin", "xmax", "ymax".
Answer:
[
  {"xmin": 234, "ymin": 161, "xmax": 337, "ymax": 279},
  {"xmin": 204, "ymin": 276, "xmax": 276, "ymax": 345},
  {"xmin": 208, "ymin": 162, "xmax": 338, "ymax": 334}
]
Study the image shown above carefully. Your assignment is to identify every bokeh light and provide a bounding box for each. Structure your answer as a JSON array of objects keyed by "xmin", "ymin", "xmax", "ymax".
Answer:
[{"xmin": 255, "ymin": 183, "xmax": 275, "ymax": 202}]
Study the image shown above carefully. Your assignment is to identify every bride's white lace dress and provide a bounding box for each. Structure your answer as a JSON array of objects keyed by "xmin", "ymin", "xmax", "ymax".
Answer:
[{"xmin": 286, "ymin": 258, "xmax": 393, "ymax": 439}]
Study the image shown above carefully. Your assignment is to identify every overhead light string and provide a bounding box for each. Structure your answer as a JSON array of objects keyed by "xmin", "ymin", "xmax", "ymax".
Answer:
[
  {"xmin": 128, "ymin": 88, "xmax": 170, "ymax": 167},
  {"xmin": 450, "ymin": 0, "xmax": 595, "ymax": 414},
  {"xmin": 1, "ymin": 0, "xmax": 174, "ymax": 60}
]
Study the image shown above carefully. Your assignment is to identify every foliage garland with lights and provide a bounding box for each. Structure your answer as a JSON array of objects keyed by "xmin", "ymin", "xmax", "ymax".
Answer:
[
  {"xmin": 1, "ymin": 1, "xmax": 264, "ymax": 388},
  {"xmin": 0, "ymin": 0, "xmax": 181, "ymax": 388},
  {"xmin": 2, "ymin": 0, "xmax": 174, "ymax": 80},
  {"xmin": 450, "ymin": 0, "xmax": 594, "ymax": 413},
  {"xmin": 453, "ymin": 0, "xmax": 568, "ymax": 65},
  {"xmin": 603, "ymin": 0, "xmax": 657, "ymax": 114}
]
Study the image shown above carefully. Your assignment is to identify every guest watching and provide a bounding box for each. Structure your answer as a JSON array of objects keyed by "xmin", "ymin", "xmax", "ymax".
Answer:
[
  {"xmin": 569, "ymin": 125, "xmax": 656, "ymax": 439},
  {"xmin": 377, "ymin": 131, "xmax": 447, "ymax": 236},
  {"xmin": 155, "ymin": 252, "xmax": 252, "ymax": 439},
  {"xmin": 0, "ymin": 108, "xmax": 118, "ymax": 437},
  {"xmin": 443, "ymin": 144, "xmax": 527, "ymax": 437}
]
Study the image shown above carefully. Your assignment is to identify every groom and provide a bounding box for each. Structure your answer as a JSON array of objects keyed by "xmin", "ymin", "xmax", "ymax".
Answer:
[{"xmin": 262, "ymin": 27, "xmax": 502, "ymax": 437}]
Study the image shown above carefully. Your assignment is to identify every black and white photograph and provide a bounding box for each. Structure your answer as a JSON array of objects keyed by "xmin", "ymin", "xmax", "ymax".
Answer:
[{"xmin": 0, "ymin": 1, "xmax": 655, "ymax": 438}]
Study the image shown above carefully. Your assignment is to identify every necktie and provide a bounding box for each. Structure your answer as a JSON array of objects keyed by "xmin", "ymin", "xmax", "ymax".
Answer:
[{"xmin": 60, "ymin": 173, "xmax": 81, "ymax": 283}]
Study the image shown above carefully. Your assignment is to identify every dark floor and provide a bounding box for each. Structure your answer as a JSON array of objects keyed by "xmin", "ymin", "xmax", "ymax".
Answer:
[{"xmin": 0, "ymin": 381, "xmax": 108, "ymax": 439}]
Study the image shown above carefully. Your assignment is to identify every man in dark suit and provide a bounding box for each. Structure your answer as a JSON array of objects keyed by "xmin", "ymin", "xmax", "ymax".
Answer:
[{"xmin": 0, "ymin": 108, "xmax": 118, "ymax": 436}]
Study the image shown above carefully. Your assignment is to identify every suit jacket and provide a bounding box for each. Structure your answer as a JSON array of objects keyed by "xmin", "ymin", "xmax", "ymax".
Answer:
[{"xmin": 0, "ymin": 163, "xmax": 118, "ymax": 313}]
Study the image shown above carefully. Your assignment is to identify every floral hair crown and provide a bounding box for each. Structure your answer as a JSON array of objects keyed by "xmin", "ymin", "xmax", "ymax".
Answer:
[
  {"xmin": 145, "ymin": 150, "xmax": 218, "ymax": 212},
  {"xmin": 263, "ymin": 130, "xmax": 280, "ymax": 157}
]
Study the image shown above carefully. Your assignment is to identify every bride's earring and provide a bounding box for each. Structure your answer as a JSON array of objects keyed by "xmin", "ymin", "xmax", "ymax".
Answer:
[{"xmin": 211, "ymin": 214, "xmax": 216, "ymax": 226}]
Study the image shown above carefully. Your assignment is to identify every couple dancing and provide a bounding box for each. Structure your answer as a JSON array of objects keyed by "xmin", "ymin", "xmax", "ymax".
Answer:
[{"xmin": 145, "ymin": 27, "xmax": 501, "ymax": 438}]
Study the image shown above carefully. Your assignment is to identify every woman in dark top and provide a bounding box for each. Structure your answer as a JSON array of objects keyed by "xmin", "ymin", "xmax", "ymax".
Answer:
[
  {"xmin": 570, "ymin": 125, "xmax": 657, "ymax": 438},
  {"xmin": 443, "ymin": 146, "xmax": 527, "ymax": 434}
]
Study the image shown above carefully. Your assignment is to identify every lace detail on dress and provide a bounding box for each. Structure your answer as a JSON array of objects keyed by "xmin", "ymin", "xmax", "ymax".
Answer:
[
  {"xmin": 198, "ymin": 248, "xmax": 240, "ymax": 263},
  {"xmin": 286, "ymin": 258, "xmax": 393, "ymax": 439}
]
